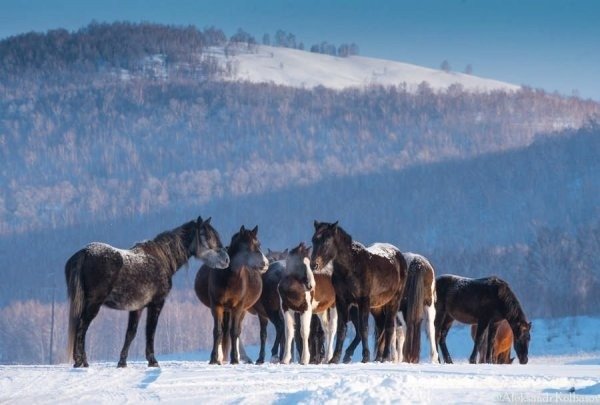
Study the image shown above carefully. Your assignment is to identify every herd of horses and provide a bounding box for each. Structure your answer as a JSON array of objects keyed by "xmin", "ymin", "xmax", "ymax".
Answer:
[{"xmin": 65, "ymin": 216, "xmax": 531, "ymax": 368}]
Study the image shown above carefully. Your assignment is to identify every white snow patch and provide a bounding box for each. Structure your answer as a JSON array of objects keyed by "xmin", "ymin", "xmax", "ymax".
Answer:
[
  {"xmin": 367, "ymin": 243, "xmax": 400, "ymax": 262},
  {"xmin": 207, "ymin": 45, "xmax": 520, "ymax": 93}
]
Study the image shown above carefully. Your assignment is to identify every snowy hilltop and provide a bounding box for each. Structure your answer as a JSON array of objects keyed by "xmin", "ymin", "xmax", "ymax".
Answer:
[{"xmin": 206, "ymin": 44, "xmax": 521, "ymax": 92}]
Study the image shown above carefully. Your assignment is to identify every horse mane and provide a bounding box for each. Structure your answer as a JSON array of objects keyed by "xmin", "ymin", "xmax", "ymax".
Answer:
[
  {"xmin": 496, "ymin": 279, "xmax": 526, "ymax": 323},
  {"xmin": 335, "ymin": 225, "xmax": 353, "ymax": 248},
  {"xmin": 134, "ymin": 220, "xmax": 195, "ymax": 275}
]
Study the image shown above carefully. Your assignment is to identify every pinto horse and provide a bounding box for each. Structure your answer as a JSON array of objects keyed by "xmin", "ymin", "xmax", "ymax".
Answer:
[
  {"xmin": 278, "ymin": 243, "xmax": 337, "ymax": 365},
  {"xmin": 65, "ymin": 216, "xmax": 229, "ymax": 368},
  {"xmin": 195, "ymin": 225, "xmax": 269, "ymax": 364},
  {"xmin": 396, "ymin": 253, "xmax": 439, "ymax": 363},
  {"xmin": 470, "ymin": 319, "xmax": 514, "ymax": 364},
  {"xmin": 435, "ymin": 275, "xmax": 531, "ymax": 364},
  {"xmin": 310, "ymin": 221, "xmax": 406, "ymax": 363}
]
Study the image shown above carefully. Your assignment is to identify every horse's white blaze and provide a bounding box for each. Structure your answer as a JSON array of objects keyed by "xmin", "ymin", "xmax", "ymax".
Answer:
[
  {"xmin": 282, "ymin": 310, "xmax": 295, "ymax": 365},
  {"xmin": 299, "ymin": 308, "xmax": 312, "ymax": 365}
]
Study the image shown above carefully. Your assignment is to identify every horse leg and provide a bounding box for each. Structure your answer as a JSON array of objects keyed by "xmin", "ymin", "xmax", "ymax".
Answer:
[
  {"xmin": 144, "ymin": 300, "xmax": 165, "ymax": 367},
  {"xmin": 74, "ymin": 301, "xmax": 102, "ymax": 367},
  {"xmin": 358, "ymin": 298, "xmax": 371, "ymax": 363},
  {"xmin": 270, "ymin": 310, "xmax": 285, "ymax": 363},
  {"xmin": 343, "ymin": 306, "xmax": 360, "ymax": 363},
  {"xmin": 330, "ymin": 301, "xmax": 348, "ymax": 364},
  {"xmin": 229, "ymin": 309, "xmax": 247, "ymax": 365},
  {"xmin": 470, "ymin": 320, "xmax": 489, "ymax": 364},
  {"xmin": 396, "ymin": 312, "xmax": 407, "ymax": 363},
  {"xmin": 424, "ymin": 303, "xmax": 439, "ymax": 363},
  {"xmin": 282, "ymin": 309, "xmax": 295, "ymax": 364},
  {"xmin": 437, "ymin": 315, "xmax": 454, "ymax": 364},
  {"xmin": 256, "ymin": 315, "xmax": 268, "ymax": 364},
  {"xmin": 210, "ymin": 306, "xmax": 225, "ymax": 365},
  {"xmin": 370, "ymin": 309, "xmax": 385, "ymax": 361},
  {"xmin": 382, "ymin": 304, "xmax": 399, "ymax": 362},
  {"xmin": 299, "ymin": 309, "xmax": 313, "ymax": 365},
  {"xmin": 319, "ymin": 307, "xmax": 337, "ymax": 363},
  {"xmin": 485, "ymin": 322, "xmax": 498, "ymax": 364},
  {"xmin": 117, "ymin": 309, "xmax": 142, "ymax": 368}
]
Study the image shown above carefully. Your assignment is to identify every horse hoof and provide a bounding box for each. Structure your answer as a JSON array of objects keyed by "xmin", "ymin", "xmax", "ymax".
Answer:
[
  {"xmin": 117, "ymin": 362, "xmax": 127, "ymax": 368},
  {"xmin": 256, "ymin": 359, "xmax": 264, "ymax": 365},
  {"xmin": 209, "ymin": 359, "xmax": 222, "ymax": 365},
  {"xmin": 148, "ymin": 362, "xmax": 159, "ymax": 367},
  {"xmin": 342, "ymin": 356, "xmax": 352, "ymax": 364},
  {"xmin": 361, "ymin": 356, "xmax": 370, "ymax": 363},
  {"xmin": 328, "ymin": 357, "xmax": 340, "ymax": 364}
]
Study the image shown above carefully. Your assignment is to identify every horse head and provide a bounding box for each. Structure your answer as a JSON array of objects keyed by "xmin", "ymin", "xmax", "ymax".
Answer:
[
  {"xmin": 310, "ymin": 220, "xmax": 339, "ymax": 271},
  {"xmin": 512, "ymin": 321, "xmax": 531, "ymax": 364},
  {"xmin": 191, "ymin": 216, "xmax": 230, "ymax": 269},
  {"xmin": 266, "ymin": 248, "xmax": 289, "ymax": 264},
  {"xmin": 286, "ymin": 242, "xmax": 315, "ymax": 291},
  {"xmin": 229, "ymin": 225, "xmax": 269, "ymax": 273}
]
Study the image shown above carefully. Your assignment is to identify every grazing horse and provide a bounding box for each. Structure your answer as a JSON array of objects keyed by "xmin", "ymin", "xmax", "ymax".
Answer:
[
  {"xmin": 196, "ymin": 225, "xmax": 269, "ymax": 365},
  {"xmin": 395, "ymin": 253, "xmax": 439, "ymax": 364},
  {"xmin": 470, "ymin": 319, "xmax": 514, "ymax": 364},
  {"xmin": 278, "ymin": 243, "xmax": 337, "ymax": 365},
  {"xmin": 310, "ymin": 221, "xmax": 406, "ymax": 363},
  {"xmin": 435, "ymin": 275, "xmax": 531, "ymax": 364},
  {"xmin": 65, "ymin": 217, "xmax": 229, "ymax": 368}
]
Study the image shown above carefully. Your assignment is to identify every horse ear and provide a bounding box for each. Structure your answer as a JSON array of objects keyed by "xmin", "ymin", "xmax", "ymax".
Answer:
[
  {"xmin": 314, "ymin": 220, "xmax": 320, "ymax": 230},
  {"xmin": 251, "ymin": 225, "xmax": 258, "ymax": 235},
  {"xmin": 528, "ymin": 321, "xmax": 532, "ymax": 329},
  {"xmin": 240, "ymin": 225, "xmax": 246, "ymax": 233},
  {"xmin": 284, "ymin": 248, "xmax": 289, "ymax": 254},
  {"xmin": 197, "ymin": 216, "xmax": 203, "ymax": 224},
  {"xmin": 332, "ymin": 221, "xmax": 339, "ymax": 229},
  {"xmin": 267, "ymin": 248, "xmax": 272, "ymax": 254},
  {"xmin": 205, "ymin": 217, "xmax": 212, "ymax": 225}
]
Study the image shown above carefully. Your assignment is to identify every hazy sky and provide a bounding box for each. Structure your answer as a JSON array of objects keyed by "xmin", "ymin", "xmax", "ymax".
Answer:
[{"xmin": 1, "ymin": 0, "xmax": 599, "ymax": 100}]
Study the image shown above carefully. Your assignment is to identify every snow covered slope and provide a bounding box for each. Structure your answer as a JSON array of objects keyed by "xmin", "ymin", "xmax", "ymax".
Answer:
[
  {"xmin": 2, "ymin": 317, "xmax": 599, "ymax": 404},
  {"xmin": 208, "ymin": 45, "xmax": 521, "ymax": 92}
]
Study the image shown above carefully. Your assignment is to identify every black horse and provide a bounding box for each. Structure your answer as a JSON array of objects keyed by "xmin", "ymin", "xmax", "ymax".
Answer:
[
  {"xmin": 310, "ymin": 221, "xmax": 407, "ymax": 363},
  {"xmin": 65, "ymin": 216, "xmax": 229, "ymax": 368},
  {"xmin": 435, "ymin": 274, "xmax": 531, "ymax": 364},
  {"xmin": 195, "ymin": 225, "xmax": 269, "ymax": 364}
]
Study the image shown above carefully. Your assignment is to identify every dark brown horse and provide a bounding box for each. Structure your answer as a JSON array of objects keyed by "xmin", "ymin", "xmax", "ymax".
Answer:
[
  {"xmin": 310, "ymin": 221, "xmax": 407, "ymax": 363},
  {"xmin": 470, "ymin": 319, "xmax": 514, "ymax": 364},
  {"xmin": 195, "ymin": 225, "xmax": 269, "ymax": 364},
  {"xmin": 278, "ymin": 243, "xmax": 337, "ymax": 364},
  {"xmin": 65, "ymin": 216, "xmax": 229, "ymax": 368},
  {"xmin": 435, "ymin": 274, "xmax": 531, "ymax": 364}
]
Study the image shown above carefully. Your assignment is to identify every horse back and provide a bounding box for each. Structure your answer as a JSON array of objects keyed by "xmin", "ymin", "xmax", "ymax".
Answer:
[{"xmin": 364, "ymin": 250, "xmax": 406, "ymax": 308}]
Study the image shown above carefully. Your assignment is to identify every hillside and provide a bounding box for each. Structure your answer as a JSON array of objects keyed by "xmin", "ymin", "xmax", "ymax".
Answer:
[{"xmin": 208, "ymin": 44, "xmax": 520, "ymax": 91}]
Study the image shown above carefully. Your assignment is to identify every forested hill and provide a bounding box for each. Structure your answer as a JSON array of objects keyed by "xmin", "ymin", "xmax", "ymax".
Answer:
[{"xmin": 1, "ymin": 22, "xmax": 599, "ymax": 237}]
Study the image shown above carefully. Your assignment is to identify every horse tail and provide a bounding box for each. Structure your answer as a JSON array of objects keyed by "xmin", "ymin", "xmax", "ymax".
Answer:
[
  {"xmin": 65, "ymin": 250, "xmax": 86, "ymax": 361},
  {"xmin": 403, "ymin": 256, "xmax": 426, "ymax": 363}
]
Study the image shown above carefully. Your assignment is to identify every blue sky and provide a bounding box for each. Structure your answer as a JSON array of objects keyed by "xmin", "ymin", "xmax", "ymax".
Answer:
[{"xmin": 1, "ymin": 0, "xmax": 599, "ymax": 100}]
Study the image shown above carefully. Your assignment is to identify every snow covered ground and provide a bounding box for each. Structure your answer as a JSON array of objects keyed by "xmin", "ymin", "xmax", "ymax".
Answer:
[
  {"xmin": 2, "ymin": 316, "xmax": 599, "ymax": 404},
  {"xmin": 207, "ymin": 45, "xmax": 521, "ymax": 93}
]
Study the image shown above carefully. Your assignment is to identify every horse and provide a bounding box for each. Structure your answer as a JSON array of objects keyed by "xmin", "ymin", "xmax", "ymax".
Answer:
[
  {"xmin": 266, "ymin": 248, "xmax": 289, "ymax": 263},
  {"xmin": 195, "ymin": 225, "xmax": 269, "ymax": 365},
  {"xmin": 65, "ymin": 216, "xmax": 229, "ymax": 368},
  {"xmin": 278, "ymin": 242, "xmax": 337, "ymax": 365},
  {"xmin": 435, "ymin": 274, "xmax": 531, "ymax": 364},
  {"xmin": 470, "ymin": 319, "xmax": 514, "ymax": 364},
  {"xmin": 310, "ymin": 221, "xmax": 407, "ymax": 363},
  {"xmin": 396, "ymin": 253, "xmax": 439, "ymax": 363},
  {"xmin": 250, "ymin": 259, "xmax": 287, "ymax": 364}
]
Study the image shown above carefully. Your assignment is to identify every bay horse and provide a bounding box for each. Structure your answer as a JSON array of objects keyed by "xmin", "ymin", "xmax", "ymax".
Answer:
[
  {"xmin": 266, "ymin": 248, "xmax": 289, "ymax": 263},
  {"xmin": 435, "ymin": 274, "xmax": 531, "ymax": 364},
  {"xmin": 65, "ymin": 216, "xmax": 229, "ymax": 368},
  {"xmin": 310, "ymin": 221, "xmax": 407, "ymax": 363},
  {"xmin": 470, "ymin": 319, "xmax": 514, "ymax": 364},
  {"xmin": 278, "ymin": 242, "xmax": 337, "ymax": 365},
  {"xmin": 195, "ymin": 225, "xmax": 269, "ymax": 364}
]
